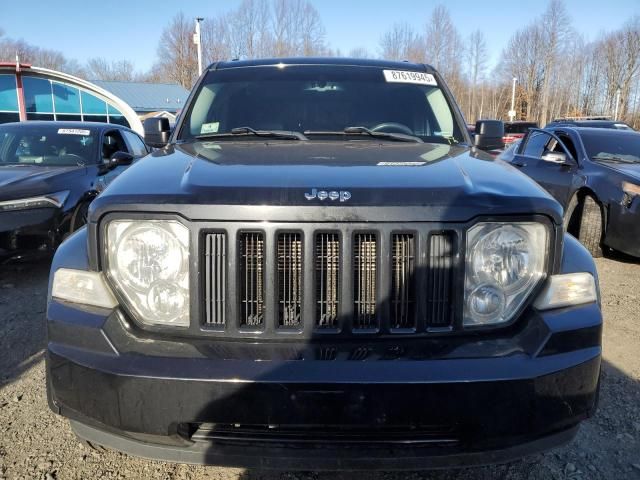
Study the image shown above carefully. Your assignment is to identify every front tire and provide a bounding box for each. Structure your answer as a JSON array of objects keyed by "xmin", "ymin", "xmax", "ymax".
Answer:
[
  {"xmin": 576, "ymin": 196, "xmax": 604, "ymax": 258},
  {"xmin": 70, "ymin": 201, "xmax": 90, "ymax": 233}
]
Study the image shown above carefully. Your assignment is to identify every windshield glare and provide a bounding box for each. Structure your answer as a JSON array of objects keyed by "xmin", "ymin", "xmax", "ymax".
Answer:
[
  {"xmin": 0, "ymin": 126, "xmax": 97, "ymax": 166},
  {"xmin": 180, "ymin": 65, "xmax": 464, "ymax": 144},
  {"xmin": 585, "ymin": 133, "xmax": 640, "ymax": 163}
]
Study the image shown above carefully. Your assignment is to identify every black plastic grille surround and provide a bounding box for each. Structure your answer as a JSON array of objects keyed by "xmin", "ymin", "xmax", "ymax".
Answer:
[{"xmin": 202, "ymin": 226, "xmax": 458, "ymax": 336}]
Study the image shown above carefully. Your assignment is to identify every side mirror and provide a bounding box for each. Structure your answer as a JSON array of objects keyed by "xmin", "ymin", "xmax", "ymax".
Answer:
[
  {"xmin": 144, "ymin": 117, "xmax": 171, "ymax": 148},
  {"xmin": 541, "ymin": 151, "xmax": 571, "ymax": 165},
  {"xmin": 109, "ymin": 151, "xmax": 135, "ymax": 168},
  {"xmin": 474, "ymin": 120, "xmax": 505, "ymax": 151}
]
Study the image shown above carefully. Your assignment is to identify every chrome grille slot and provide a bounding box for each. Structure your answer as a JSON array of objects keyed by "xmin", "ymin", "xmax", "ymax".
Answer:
[
  {"xmin": 315, "ymin": 233, "xmax": 340, "ymax": 328},
  {"xmin": 391, "ymin": 233, "xmax": 416, "ymax": 328},
  {"xmin": 353, "ymin": 233, "xmax": 378, "ymax": 329},
  {"xmin": 239, "ymin": 232, "xmax": 265, "ymax": 326},
  {"xmin": 204, "ymin": 233, "xmax": 226, "ymax": 325},
  {"xmin": 427, "ymin": 232, "xmax": 455, "ymax": 326},
  {"xmin": 277, "ymin": 233, "xmax": 303, "ymax": 327}
]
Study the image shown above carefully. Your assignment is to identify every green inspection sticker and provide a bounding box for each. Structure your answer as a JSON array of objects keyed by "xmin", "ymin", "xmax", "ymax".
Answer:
[{"xmin": 200, "ymin": 122, "xmax": 220, "ymax": 134}]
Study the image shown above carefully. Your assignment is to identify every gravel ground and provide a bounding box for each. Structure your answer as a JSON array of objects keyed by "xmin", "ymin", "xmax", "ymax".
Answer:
[{"xmin": 1, "ymin": 255, "xmax": 639, "ymax": 480}]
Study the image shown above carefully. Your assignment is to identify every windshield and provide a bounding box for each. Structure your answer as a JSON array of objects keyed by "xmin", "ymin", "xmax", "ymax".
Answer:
[
  {"xmin": 0, "ymin": 124, "xmax": 98, "ymax": 166},
  {"xmin": 178, "ymin": 65, "xmax": 465, "ymax": 144},
  {"xmin": 584, "ymin": 132, "xmax": 640, "ymax": 163}
]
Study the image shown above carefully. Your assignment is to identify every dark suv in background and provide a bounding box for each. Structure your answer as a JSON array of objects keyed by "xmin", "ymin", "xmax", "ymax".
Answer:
[{"xmin": 46, "ymin": 58, "xmax": 601, "ymax": 470}]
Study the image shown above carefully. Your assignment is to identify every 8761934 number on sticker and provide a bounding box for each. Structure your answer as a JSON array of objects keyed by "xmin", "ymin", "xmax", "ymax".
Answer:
[{"xmin": 383, "ymin": 70, "xmax": 438, "ymax": 86}]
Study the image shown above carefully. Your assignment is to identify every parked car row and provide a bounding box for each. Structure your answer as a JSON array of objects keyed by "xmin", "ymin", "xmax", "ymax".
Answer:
[{"xmin": 0, "ymin": 121, "xmax": 149, "ymax": 262}]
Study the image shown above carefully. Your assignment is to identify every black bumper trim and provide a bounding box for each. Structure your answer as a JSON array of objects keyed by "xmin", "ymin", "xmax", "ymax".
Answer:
[{"xmin": 70, "ymin": 420, "xmax": 579, "ymax": 470}]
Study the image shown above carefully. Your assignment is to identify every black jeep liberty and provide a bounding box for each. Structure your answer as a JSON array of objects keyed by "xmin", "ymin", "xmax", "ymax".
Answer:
[{"xmin": 46, "ymin": 58, "xmax": 602, "ymax": 470}]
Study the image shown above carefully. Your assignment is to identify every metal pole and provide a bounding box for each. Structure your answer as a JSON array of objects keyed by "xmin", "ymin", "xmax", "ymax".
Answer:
[
  {"xmin": 194, "ymin": 18, "xmax": 204, "ymax": 76},
  {"xmin": 614, "ymin": 88, "xmax": 621, "ymax": 121},
  {"xmin": 509, "ymin": 77, "xmax": 517, "ymax": 122}
]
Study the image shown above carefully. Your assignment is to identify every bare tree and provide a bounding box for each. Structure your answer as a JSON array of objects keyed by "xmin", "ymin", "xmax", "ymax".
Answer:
[
  {"xmin": 423, "ymin": 6, "xmax": 465, "ymax": 105},
  {"xmin": 229, "ymin": 0, "xmax": 272, "ymax": 58},
  {"xmin": 201, "ymin": 15, "xmax": 233, "ymax": 65},
  {"xmin": 379, "ymin": 22, "xmax": 422, "ymax": 62},
  {"xmin": 348, "ymin": 47, "xmax": 370, "ymax": 58},
  {"xmin": 466, "ymin": 30, "xmax": 487, "ymax": 121},
  {"xmin": 0, "ymin": 35, "xmax": 85, "ymax": 77},
  {"xmin": 499, "ymin": 24, "xmax": 546, "ymax": 121},
  {"xmin": 86, "ymin": 58, "xmax": 137, "ymax": 81},
  {"xmin": 271, "ymin": 0, "xmax": 326, "ymax": 57},
  {"xmin": 155, "ymin": 12, "xmax": 198, "ymax": 88},
  {"xmin": 538, "ymin": 0, "xmax": 572, "ymax": 125},
  {"xmin": 424, "ymin": 6, "xmax": 461, "ymax": 73}
]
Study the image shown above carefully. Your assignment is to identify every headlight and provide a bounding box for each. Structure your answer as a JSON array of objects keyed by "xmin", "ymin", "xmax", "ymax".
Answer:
[
  {"xmin": 464, "ymin": 222, "xmax": 548, "ymax": 327},
  {"xmin": 106, "ymin": 220, "xmax": 190, "ymax": 327},
  {"xmin": 0, "ymin": 190, "xmax": 69, "ymax": 211}
]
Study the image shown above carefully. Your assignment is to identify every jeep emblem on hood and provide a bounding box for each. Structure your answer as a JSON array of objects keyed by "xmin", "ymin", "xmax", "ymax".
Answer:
[{"xmin": 305, "ymin": 188, "xmax": 351, "ymax": 202}]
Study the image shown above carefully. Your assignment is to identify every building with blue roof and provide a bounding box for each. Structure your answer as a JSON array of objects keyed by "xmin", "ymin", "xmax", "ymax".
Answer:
[
  {"xmin": 91, "ymin": 80, "xmax": 189, "ymax": 119},
  {"xmin": 0, "ymin": 62, "xmax": 144, "ymax": 133}
]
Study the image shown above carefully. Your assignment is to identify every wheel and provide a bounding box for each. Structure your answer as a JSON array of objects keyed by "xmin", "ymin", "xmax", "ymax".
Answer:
[
  {"xmin": 70, "ymin": 201, "xmax": 90, "ymax": 233},
  {"xmin": 577, "ymin": 196, "xmax": 604, "ymax": 258},
  {"xmin": 563, "ymin": 195, "xmax": 579, "ymax": 233}
]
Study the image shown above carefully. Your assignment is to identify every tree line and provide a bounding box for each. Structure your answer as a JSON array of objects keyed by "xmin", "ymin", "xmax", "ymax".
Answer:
[{"xmin": 1, "ymin": 0, "xmax": 639, "ymax": 127}]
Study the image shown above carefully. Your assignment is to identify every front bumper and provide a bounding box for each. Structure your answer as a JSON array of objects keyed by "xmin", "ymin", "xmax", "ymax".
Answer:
[
  {"xmin": 606, "ymin": 198, "xmax": 640, "ymax": 257},
  {"xmin": 0, "ymin": 208, "xmax": 63, "ymax": 258},
  {"xmin": 47, "ymin": 299, "xmax": 602, "ymax": 469}
]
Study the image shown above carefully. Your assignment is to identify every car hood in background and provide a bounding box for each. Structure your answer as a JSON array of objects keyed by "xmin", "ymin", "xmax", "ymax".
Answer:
[
  {"xmin": 599, "ymin": 161, "xmax": 640, "ymax": 182},
  {"xmin": 0, "ymin": 165, "xmax": 86, "ymax": 201}
]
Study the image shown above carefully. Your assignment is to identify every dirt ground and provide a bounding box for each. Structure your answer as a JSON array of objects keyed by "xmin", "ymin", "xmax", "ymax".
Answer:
[{"xmin": 0, "ymin": 255, "xmax": 639, "ymax": 480}]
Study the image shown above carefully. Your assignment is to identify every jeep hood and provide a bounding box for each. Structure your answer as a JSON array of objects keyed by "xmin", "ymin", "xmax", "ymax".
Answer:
[{"xmin": 92, "ymin": 141, "xmax": 563, "ymax": 224}]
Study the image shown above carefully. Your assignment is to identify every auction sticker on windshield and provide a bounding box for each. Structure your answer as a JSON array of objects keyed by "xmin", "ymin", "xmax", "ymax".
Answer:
[
  {"xmin": 58, "ymin": 128, "xmax": 91, "ymax": 136},
  {"xmin": 383, "ymin": 70, "xmax": 437, "ymax": 86}
]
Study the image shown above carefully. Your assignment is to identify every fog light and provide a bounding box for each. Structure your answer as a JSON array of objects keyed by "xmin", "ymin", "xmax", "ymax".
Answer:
[
  {"xmin": 51, "ymin": 268, "xmax": 118, "ymax": 309},
  {"xmin": 146, "ymin": 281, "xmax": 187, "ymax": 323},
  {"xmin": 534, "ymin": 273, "xmax": 597, "ymax": 310},
  {"xmin": 466, "ymin": 284, "xmax": 505, "ymax": 325}
]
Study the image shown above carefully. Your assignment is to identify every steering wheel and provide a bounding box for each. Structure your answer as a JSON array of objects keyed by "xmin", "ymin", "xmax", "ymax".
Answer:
[
  {"xmin": 61, "ymin": 153, "xmax": 85, "ymax": 165},
  {"xmin": 370, "ymin": 122, "xmax": 414, "ymax": 135}
]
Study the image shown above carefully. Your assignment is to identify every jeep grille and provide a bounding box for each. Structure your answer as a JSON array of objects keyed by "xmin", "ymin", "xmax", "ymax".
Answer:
[{"xmin": 202, "ymin": 226, "xmax": 458, "ymax": 336}]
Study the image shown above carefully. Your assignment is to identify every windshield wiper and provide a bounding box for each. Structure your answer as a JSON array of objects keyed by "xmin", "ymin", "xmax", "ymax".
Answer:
[
  {"xmin": 592, "ymin": 155, "xmax": 638, "ymax": 164},
  {"xmin": 305, "ymin": 126, "xmax": 422, "ymax": 143},
  {"xmin": 195, "ymin": 126, "xmax": 307, "ymax": 141}
]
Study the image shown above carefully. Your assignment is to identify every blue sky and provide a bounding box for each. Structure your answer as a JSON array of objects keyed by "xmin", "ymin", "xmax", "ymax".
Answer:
[{"xmin": 1, "ymin": 0, "xmax": 638, "ymax": 73}]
